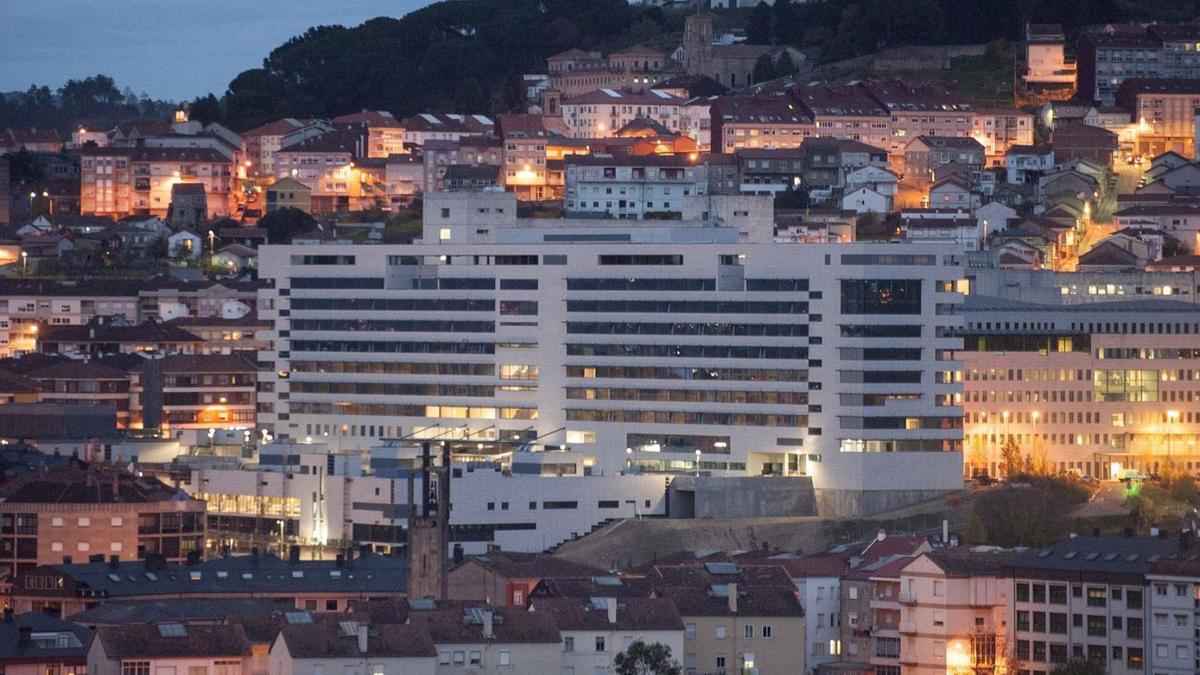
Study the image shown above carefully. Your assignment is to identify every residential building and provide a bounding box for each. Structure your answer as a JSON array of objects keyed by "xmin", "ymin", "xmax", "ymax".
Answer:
[
  {"xmin": 927, "ymin": 175, "xmax": 981, "ymax": 212},
  {"xmin": 2, "ymin": 128, "xmax": 63, "ymax": 153},
  {"xmin": 86, "ymin": 622, "xmax": 251, "ymax": 675},
  {"xmin": 0, "ymin": 612, "xmax": 91, "ymax": 675},
  {"xmin": 1144, "ymin": 555, "xmax": 1200, "ymax": 674},
  {"xmin": 903, "ymin": 137, "xmax": 985, "ymax": 182},
  {"xmin": 265, "ymin": 177, "xmax": 312, "ymax": 214},
  {"xmin": 0, "ymin": 279, "xmax": 142, "ymax": 357},
  {"xmin": 80, "ymin": 147, "xmax": 237, "ymax": 220},
  {"xmin": 22, "ymin": 358, "xmax": 135, "ymax": 428},
  {"xmin": 165, "ymin": 314, "xmax": 270, "ymax": 355},
  {"xmin": 547, "ymin": 45, "xmax": 681, "ymax": 96},
  {"xmin": 1051, "ymin": 122, "xmax": 1120, "ymax": 166},
  {"xmin": 384, "ymin": 154, "xmax": 424, "ymax": 208},
  {"xmin": 564, "ymin": 154, "xmax": 709, "ymax": 217},
  {"xmin": 958, "ymin": 294, "xmax": 1200, "ymax": 478},
  {"xmin": 745, "ymin": 555, "xmax": 848, "ymax": 672},
  {"xmin": 407, "ymin": 604, "xmax": 562, "ymax": 673},
  {"xmin": 792, "ymin": 83, "xmax": 892, "ymax": 152},
  {"xmin": 1078, "ymin": 23, "xmax": 1200, "ymax": 106},
  {"xmin": 36, "ymin": 317, "xmax": 204, "ymax": 357},
  {"xmin": 421, "ymin": 137, "xmax": 503, "ymax": 193},
  {"xmin": 447, "ymin": 553, "xmax": 601, "ymax": 606},
  {"xmin": 498, "ymin": 114, "xmax": 561, "ymax": 201},
  {"xmin": 971, "ymin": 108, "xmax": 1036, "ymax": 165},
  {"xmin": 1007, "ymin": 534, "xmax": 1181, "ymax": 674},
  {"xmin": 401, "ymin": 114, "xmax": 494, "ymax": 148},
  {"xmin": 332, "ymin": 110, "xmax": 407, "ymax": 158},
  {"xmin": 559, "ymin": 88, "xmax": 688, "ymax": 139},
  {"xmin": 1116, "ymin": 78, "xmax": 1200, "ymax": 158},
  {"xmin": 241, "ymin": 118, "xmax": 323, "ymax": 177},
  {"xmin": 11, "ymin": 551, "xmax": 409, "ymax": 617},
  {"xmin": 711, "ymin": 94, "xmax": 815, "ymax": 154},
  {"xmin": 270, "ymin": 618, "xmax": 436, "ymax": 675},
  {"xmin": 273, "ymin": 127, "xmax": 376, "ymax": 214},
  {"xmin": 1024, "ymin": 24, "xmax": 1077, "ymax": 95},
  {"xmin": 1113, "ymin": 204, "xmax": 1200, "ymax": 254},
  {"xmin": 0, "ymin": 464, "xmax": 205, "ymax": 580},
  {"xmin": 897, "ymin": 550, "xmax": 1012, "ymax": 675},
  {"xmin": 1006, "ymin": 144, "xmax": 1056, "ymax": 185},
  {"xmin": 737, "ymin": 148, "xmax": 805, "ymax": 195},
  {"xmin": 865, "ymin": 81, "xmax": 975, "ymax": 166},
  {"xmin": 650, "ymin": 563, "xmax": 807, "ymax": 675},
  {"xmin": 256, "ymin": 191, "xmax": 966, "ymax": 505},
  {"xmin": 531, "ymin": 597, "xmax": 685, "ymax": 675},
  {"xmin": 128, "ymin": 353, "xmax": 257, "ymax": 431}
]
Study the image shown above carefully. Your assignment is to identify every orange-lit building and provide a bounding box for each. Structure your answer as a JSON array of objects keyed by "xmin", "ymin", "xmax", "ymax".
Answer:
[
  {"xmin": 80, "ymin": 148, "xmax": 237, "ymax": 220},
  {"xmin": 332, "ymin": 110, "xmax": 407, "ymax": 158},
  {"xmin": 0, "ymin": 465, "xmax": 206, "ymax": 581},
  {"xmin": 130, "ymin": 353, "xmax": 256, "ymax": 431}
]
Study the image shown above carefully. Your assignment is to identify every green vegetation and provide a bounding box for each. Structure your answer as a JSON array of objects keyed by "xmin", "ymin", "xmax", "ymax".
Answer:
[
  {"xmin": 259, "ymin": 208, "xmax": 318, "ymax": 244},
  {"xmin": 1051, "ymin": 658, "xmax": 1106, "ymax": 675},
  {"xmin": 0, "ymin": 75, "xmax": 175, "ymax": 134},
  {"xmin": 614, "ymin": 641, "xmax": 682, "ymax": 675},
  {"xmin": 970, "ymin": 475, "xmax": 1092, "ymax": 547}
]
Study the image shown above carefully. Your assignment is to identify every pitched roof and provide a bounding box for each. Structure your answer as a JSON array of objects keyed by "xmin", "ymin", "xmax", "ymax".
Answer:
[
  {"xmin": 39, "ymin": 320, "xmax": 202, "ymax": 346},
  {"xmin": 1009, "ymin": 534, "xmax": 1180, "ymax": 576},
  {"xmin": 407, "ymin": 606, "xmax": 560, "ymax": 644},
  {"xmin": 0, "ymin": 612, "xmax": 91, "ymax": 661},
  {"xmin": 128, "ymin": 353, "xmax": 257, "ymax": 375},
  {"xmin": 66, "ymin": 599, "xmax": 292, "ymax": 626},
  {"xmin": 0, "ymin": 465, "xmax": 189, "ymax": 504},
  {"xmin": 654, "ymin": 584, "xmax": 803, "ymax": 618},
  {"xmin": 461, "ymin": 552, "xmax": 602, "ymax": 580},
  {"xmin": 96, "ymin": 624, "xmax": 250, "ymax": 659},
  {"xmin": 564, "ymin": 89, "xmax": 685, "ymax": 106},
  {"xmin": 81, "ymin": 147, "xmax": 231, "ymax": 164},
  {"xmin": 530, "ymin": 597, "xmax": 683, "ymax": 631},
  {"xmin": 279, "ymin": 620, "xmax": 435, "ymax": 659},
  {"xmin": 331, "ymin": 110, "xmax": 401, "ymax": 127}
]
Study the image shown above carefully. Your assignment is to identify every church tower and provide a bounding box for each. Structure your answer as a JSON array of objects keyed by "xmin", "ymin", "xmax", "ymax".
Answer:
[
  {"xmin": 682, "ymin": 13, "xmax": 714, "ymax": 77},
  {"xmin": 406, "ymin": 442, "xmax": 451, "ymax": 599}
]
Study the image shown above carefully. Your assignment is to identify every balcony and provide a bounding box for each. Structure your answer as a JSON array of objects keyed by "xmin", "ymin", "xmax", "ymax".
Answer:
[
  {"xmin": 899, "ymin": 621, "xmax": 918, "ymax": 635},
  {"xmin": 899, "ymin": 591, "xmax": 918, "ymax": 604}
]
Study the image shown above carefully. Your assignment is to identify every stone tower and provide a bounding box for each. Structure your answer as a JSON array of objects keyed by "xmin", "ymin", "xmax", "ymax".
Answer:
[
  {"xmin": 406, "ymin": 441, "xmax": 451, "ymax": 599},
  {"xmin": 682, "ymin": 13, "xmax": 714, "ymax": 77}
]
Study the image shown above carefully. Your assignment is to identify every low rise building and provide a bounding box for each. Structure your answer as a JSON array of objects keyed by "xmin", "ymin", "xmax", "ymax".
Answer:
[
  {"xmin": 564, "ymin": 154, "xmax": 709, "ymax": 218},
  {"xmin": 86, "ymin": 623, "xmax": 251, "ymax": 675},
  {"xmin": 531, "ymin": 597, "xmax": 685, "ymax": 675},
  {"xmin": 1117, "ymin": 78, "xmax": 1200, "ymax": 158},
  {"xmin": 0, "ymin": 612, "xmax": 91, "ymax": 675}
]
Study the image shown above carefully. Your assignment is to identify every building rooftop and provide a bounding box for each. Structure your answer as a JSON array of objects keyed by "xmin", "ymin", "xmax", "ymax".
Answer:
[
  {"xmin": 279, "ymin": 619, "xmax": 436, "ymax": 659},
  {"xmin": 1009, "ymin": 534, "xmax": 1180, "ymax": 577},
  {"xmin": 0, "ymin": 612, "xmax": 91, "ymax": 662},
  {"xmin": 331, "ymin": 110, "xmax": 401, "ymax": 128},
  {"xmin": 81, "ymin": 147, "xmax": 231, "ymax": 164},
  {"xmin": 531, "ymin": 596, "xmax": 682, "ymax": 632},
  {"xmin": 39, "ymin": 319, "xmax": 203, "ymax": 346},
  {"xmin": 461, "ymin": 551, "xmax": 602, "ymax": 580},
  {"xmin": 94, "ymin": 623, "xmax": 250, "ymax": 659},
  {"xmin": 67, "ymin": 599, "xmax": 293, "ymax": 626},
  {"xmin": 564, "ymin": 88, "xmax": 686, "ymax": 106},
  {"xmin": 407, "ymin": 606, "xmax": 561, "ymax": 644}
]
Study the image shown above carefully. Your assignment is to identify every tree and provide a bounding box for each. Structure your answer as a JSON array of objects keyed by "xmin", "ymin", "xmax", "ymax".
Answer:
[
  {"xmin": 746, "ymin": 2, "xmax": 774, "ymax": 45},
  {"xmin": 961, "ymin": 512, "xmax": 987, "ymax": 544},
  {"xmin": 454, "ymin": 78, "xmax": 488, "ymax": 113},
  {"xmin": 188, "ymin": 94, "xmax": 223, "ymax": 126},
  {"xmin": 1000, "ymin": 436, "xmax": 1022, "ymax": 478},
  {"xmin": 751, "ymin": 55, "xmax": 777, "ymax": 84},
  {"xmin": 1170, "ymin": 475, "xmax": 1200, "ymax": 505},
  {"xmin": 259, "ymin": 207, "xmax": 318, "ymax": 244},
  {"xmin": 613, "ymin": 641, "xmax": 682, "ymax": 675},
  {"xmin": 771, "ymin": 0, "xmax": 798, "ymax": 45},
  {"xmin": 775, "ymin": 50, "xmax": 798, "ymax": 77},
  {"xmin": 1050, "ymin": 658, "xmax": 1106, "ymax": 675}
]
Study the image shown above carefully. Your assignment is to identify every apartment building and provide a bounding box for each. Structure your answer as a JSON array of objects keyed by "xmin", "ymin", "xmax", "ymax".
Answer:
[
  {"xmin": 241, "ymin": 118, "xmax": 322, "ymax": 177},
  {"xmin": 1008, "ymin": 534, "xmax": 1181, "ymax": 675},
  {"xmin": 958, "ymin": 294, "xmax": 1200, "ymax": 479},
  {"xmin": 255, "ymin": 191, "xmax": 965, "ymax": 503},
  {"xmin": 273, "ymin": 127, "xmax": 376, "ymax": 214},
  {"xmin": 128, "ymin": 353, "xmax": 257, "ymax": 431},
  {"xmin": 422, "ymin": 137, "xmax": 503, "ymax": 193},
  {"xmin": 972, "ymin": 109, "xmax": 1036, "ymax": 165},
  {"xmin": 87, "ymin": 623, "xmax": 251, "ymax": 675},
  {"xmin": 1078, "ymin": 23, "xmax": 1200, "ymax": 106},
  {"xmin": 904, "ymin": 137, "xmax": 986, "ymax": 183},
  {"xmin": 498, "ymin": 114, "xmax": 560, "ymax": 201},
  {"xmin": 559, "ymin": 89, "xmax": 689, "ymax": 140},
  {"xmin": 547, "ymin": 45, "xmax": 680, "ymax": 96},
  {"xmin": 401, "ymin": 113, "xmax": 494, "ymax": 148},
  {"xmin": 1116, "ymin": 78, "xmax": 1200, "ymax": 158},
  {"xmin": 563, "ymin": 154, "xmax": 710, "ymax": 217},
  {"xmin": 897, "ymin": 550, "xmax": 1012, "ymax": 675},
  {"xmin": 1024, "ymin": 24, "xmax": 1077, "ymax": 93},
  {"xmin": 0, "ymin": 465, "xmax": 206, "ymax": 580},
  {"xmin": 80, "ymin": 147, "xmax": 236, "ymax": 220},
  {"xmin": 711, "ymin": 94, "xmax": 815, "ymax": 153},
  {"xmin": 530, "ymin": 597, "xmax": 685, "ymax": 675},
  {"xmin": 1145, "ymin": 555, "xmax": 1200, "ymax": 674},
  {"xmin": 793, "ymin": 83, "xmax": 891, "ymax": 151},
  {"xmin": 332, "ymin": 110, "xmax": 407, "ymax": 158}
]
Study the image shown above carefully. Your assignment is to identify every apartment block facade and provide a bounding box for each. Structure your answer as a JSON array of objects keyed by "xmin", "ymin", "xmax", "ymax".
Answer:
[{"xmin": 255, "ymin": 193, "xmax": 965, "ymax": 495}]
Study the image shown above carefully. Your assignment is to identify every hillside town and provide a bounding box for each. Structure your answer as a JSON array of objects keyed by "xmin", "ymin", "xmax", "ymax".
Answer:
[{"xmin": 3, "ymin": 7, "xmax": 1200, "ymax": 675}]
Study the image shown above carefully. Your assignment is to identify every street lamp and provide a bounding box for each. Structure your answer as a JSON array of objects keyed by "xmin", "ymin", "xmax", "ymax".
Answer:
[
  {"xmin": 20, "ymin": 251, "xmax": 27, "ymax": 276},
  {"xmin": 695, "ymin": 449, "xmax": 702, "ymax": 477},
  {"xmin": 41, "ymin": 190, "xmax": 50, "ymax": 215},
  {"xmin": 28, "ymin": 191, "xmax": 36, "ymax": 214}
]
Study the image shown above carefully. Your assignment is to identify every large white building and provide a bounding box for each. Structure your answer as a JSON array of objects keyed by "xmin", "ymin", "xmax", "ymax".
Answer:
[
  {"xmin": 564, "ymin": 155, "xmax": 711, "ymax": 219},
  {"xmin": 959, "ymin": 294, "xmax": 1200, "ymax": 479},
  {"xmin": 255, "ymin": 193, "xmax": 965, "ymax": 503}
]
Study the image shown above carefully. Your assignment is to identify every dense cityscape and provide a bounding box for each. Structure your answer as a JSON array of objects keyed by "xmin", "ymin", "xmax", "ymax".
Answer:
[{"xmin": 4, "ymin": 2, "xmax": 1200, "ymax": 674}]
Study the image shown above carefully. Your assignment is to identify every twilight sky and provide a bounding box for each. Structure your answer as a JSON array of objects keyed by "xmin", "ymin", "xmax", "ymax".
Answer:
[{"xmin": 0, "ymin": 0, "xmax": 429, "ymax": 101}]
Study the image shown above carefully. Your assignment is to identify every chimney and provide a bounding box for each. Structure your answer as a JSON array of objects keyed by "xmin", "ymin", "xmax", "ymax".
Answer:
[
  {"xmin": 3, "ymin": 608, "xmax": 12, "ymax": 623},
  {"xmin": 62, "ymin": 556, "xmax": 72, "ymax": 564},
  {"xmin": 876, "ymin": 529, "xmax": 886, "ymax": 542},
  {"xmin": 251, "ymin": 545, "xmax": 259, "ymax": 564},
  {"xmin": 482, "ymin": 610, "xmax": 495, "ymax": 639},
  {"xmin": 108, "ymin": 555, "xmax": 120, "ymax": 569},
  {"xmin": 186, "ymin": 550, "xmax": 201, "ymax": 566},
  {"xmin": 336, "ymin": 554, "xmax": 345, "ymax": 568},
  {"xmin": 1092, "ymin": 527, "xmax": 1101, "ymax": 537},
  {"xmin": 17, "ymin": 626, "xmax": 31, "ymax": 644},
  {"xmin": 453, "ymin": 543, "xmax": 464, "ymax": 565},
  {"xmin": 727, "ymin": 583, "xmax": 738, "ymax": 613},
  {"xmin": 289, "ymin": 545, "xmax": 301, "ymax": 564},
  {"xmin": 357, "ymin": 623, "xmax": 369, "ymax": 654},
  {"xmin": 606, "ymin": 597, "xmax": 617, "ymax": 625},
  {"xmin": 942, "ymin": 519, "xmax": 949, "ymax": 544}
]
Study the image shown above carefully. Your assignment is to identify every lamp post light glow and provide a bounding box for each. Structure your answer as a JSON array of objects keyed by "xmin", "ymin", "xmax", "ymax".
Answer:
[{"xmin": 946, "ymin": 639, "xmax": 972, "ymax": 672}]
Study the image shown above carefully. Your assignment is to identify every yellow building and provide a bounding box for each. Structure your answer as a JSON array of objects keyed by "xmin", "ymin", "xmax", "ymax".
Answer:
[{"xmin": 265, "ymin": 177, "xmax": 312, "ymax": 213}]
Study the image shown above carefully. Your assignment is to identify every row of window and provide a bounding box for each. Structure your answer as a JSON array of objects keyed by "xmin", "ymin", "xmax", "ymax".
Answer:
[
  {"xmin": 566, "ymin": 365, "xmax": 809, "ymax": 382},
  {"xmin": 565, "ymin": 344, "xmax": 809, "ymax": 360},
  {"xmin": 565, "ymin": 408, "xmax": 806, "ymax": 427},
  {"xmin": 566, "ymin": 322, "xmax": 810, "ymax": 337},
  {"xmin": 566, "ymin": 387, "xmax": 807, "ymax": 405}
]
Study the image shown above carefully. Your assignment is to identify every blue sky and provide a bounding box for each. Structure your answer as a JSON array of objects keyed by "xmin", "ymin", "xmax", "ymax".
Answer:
[{"xmin": 0, "ymin": 0, "xmax": 429, "ymax": 101}]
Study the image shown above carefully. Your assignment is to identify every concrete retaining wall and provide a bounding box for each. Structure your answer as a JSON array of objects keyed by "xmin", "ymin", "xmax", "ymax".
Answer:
[{"xmin": 669, "ymin": 475, "xmax": 816, "ymax": 519}]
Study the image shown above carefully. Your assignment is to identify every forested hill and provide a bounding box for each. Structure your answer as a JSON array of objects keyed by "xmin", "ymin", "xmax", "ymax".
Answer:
[{"xmin": 220, "ymin": 0, "xmax": 654, "ymax": 131}]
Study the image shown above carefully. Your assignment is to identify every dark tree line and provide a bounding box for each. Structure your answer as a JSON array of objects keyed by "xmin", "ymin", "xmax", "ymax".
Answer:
[{"xmin": 0, "ymin": 75, "xmax": 175, "ymax": 133}]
